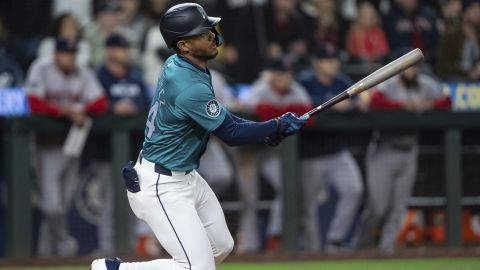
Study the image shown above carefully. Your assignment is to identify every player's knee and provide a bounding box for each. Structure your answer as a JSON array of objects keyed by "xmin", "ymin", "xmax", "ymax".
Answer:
[{"xmin": 214, "ymin": 235, "xmax": 234, "ymax": 263}]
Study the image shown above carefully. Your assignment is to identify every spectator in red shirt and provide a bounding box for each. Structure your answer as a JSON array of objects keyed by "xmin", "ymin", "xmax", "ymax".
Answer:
[{"xmin": 346, "ymin": 1, "xmax": 390, "ymax": 63}]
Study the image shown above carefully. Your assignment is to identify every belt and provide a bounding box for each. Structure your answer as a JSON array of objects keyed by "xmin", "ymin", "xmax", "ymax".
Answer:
[{"xmin": 138, "ymin": 154, "xmax": 189, "ymax": 176}]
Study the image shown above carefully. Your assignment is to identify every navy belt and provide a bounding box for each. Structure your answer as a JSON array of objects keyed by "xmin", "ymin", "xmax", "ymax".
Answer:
[{"xmin": 138, "ymin": 154, "xmax": 190, "ymax": 176}]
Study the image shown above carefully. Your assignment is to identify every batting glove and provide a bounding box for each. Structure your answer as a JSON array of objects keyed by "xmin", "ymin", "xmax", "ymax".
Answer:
[{"xmin": 277, "ymin": 112, "xmax": 308, "ymax": 137}]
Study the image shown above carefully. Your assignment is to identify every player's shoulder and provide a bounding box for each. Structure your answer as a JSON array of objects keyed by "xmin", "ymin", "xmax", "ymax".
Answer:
[{"xmin": 29, "ymin": 56, "xmax": 54, "ymax": 71}]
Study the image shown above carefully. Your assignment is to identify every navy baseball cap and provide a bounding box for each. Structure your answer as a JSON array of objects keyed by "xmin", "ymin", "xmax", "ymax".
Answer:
[
  {"xmin": 55, "ymin": 37, "xmax": 78, "ymax": 53},
  {"xmin": 105, "ymin": 33, "xmax": 130, "ymax": 48},
  {"xmin": 268, "ymin": 57, "xmax": 292, "ymax": 72},
  {"xmin": 314, "ymin": 44, "xmax": 338, "ymax": 59}
]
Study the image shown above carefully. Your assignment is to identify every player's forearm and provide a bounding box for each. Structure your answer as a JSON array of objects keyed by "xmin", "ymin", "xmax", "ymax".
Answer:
[
  {"xmin": 85, "ymin": 96, "xmax": 109, "ymax": 114},
  {"xmin": 213, "ymin": 112, "xmax": 278, "ymax": 147},
  {"xmin": 27, "ymin": 95, "xmax": 63, "ymax": 116}
]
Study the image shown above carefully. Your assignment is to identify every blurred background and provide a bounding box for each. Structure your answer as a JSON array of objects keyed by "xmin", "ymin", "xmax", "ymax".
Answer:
[{"xmin": 0, "ymin": 0, "xmax": 480, "ymax": 264}]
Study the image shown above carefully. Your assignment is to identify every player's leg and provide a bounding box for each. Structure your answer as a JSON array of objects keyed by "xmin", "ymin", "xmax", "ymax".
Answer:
[
  {"xmin": 56, "ymin": 155, "xmax": 80, "ymax": 256},
  {"xmin": 194, "ymin": 171, "xmax": 234, "ymax": 263},
  {"xmin": 117, "ymin": 165, "xmax": 216, "ymax": 270},
  {"xmin": 355, "ymin": 143, "xmax": 396, "ymax": 248},
  {"xmin": 96, "ymin": 161, "xmax": 115, "ymax": 254},
  {"xmin": 260, "ymin": 149, "xmax": 283, "ymax": 242},
  {"xmin": 229, "ymin": 146, "xmax": 260, "ymax": 253},
  {"xmin": 36, "ymin": 146, "xmax": 70, "ymax": 256},
  {"xmin": 326, "ymin": 150, "xmax": 363, "ymax": 248},
  {"xmin": 299, "ymin": 157, "xmax": 329, "ymax": 252},
  {"xmin": 379, "ymin": 147, "xmax": 418, "ymax": 253}
]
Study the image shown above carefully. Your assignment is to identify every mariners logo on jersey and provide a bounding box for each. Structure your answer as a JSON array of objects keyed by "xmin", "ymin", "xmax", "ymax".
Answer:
[{"xmin": 206, "ymin": 99, "xmax": 221, "ymax": 117}]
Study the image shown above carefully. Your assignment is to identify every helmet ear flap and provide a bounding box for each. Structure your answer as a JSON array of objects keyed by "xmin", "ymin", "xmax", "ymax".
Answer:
[{"xmin": 211, "ymin": 27, "xmax": 223, "ymax": 47}]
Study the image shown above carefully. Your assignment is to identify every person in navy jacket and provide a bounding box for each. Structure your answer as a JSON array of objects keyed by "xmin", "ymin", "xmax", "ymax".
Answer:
[
  {"xmin": 93, "ymin": 32, "xmax": 150, "ymax": 254},
  {"xmin": 97, "ymin": 32, "xmax": 150, "ymax": 115}
]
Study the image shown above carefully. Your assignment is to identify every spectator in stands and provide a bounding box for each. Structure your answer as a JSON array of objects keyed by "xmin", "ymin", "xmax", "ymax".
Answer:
[
  {"xmin": 301, "ymin": 0, "xmax": 340, "ymax": 51},
  {"xmin": 51, "ymin": 0, "xmax": 92, "ymax": 27},
  {"xmin": 37, "ymin": 13, "xmax": 91, "ymax": 66},
  {"xmin": 437, "ymin": 0, "xmax": 463, "ymax": 34},
  {"xmin": 84, "ymin": 0, "xmax": 122, "ymax": 68},
  {"xmin": 264, "ymin": 0, "xmax": 309, "ymax": 68},
  {"xmin": 217, "ymin": 0, "xmax": 269, "ymax": 83},
  {"xmin": 436, "ymin": 0, "xmax": 480, "ymax": 80},
  {"xmin": 144, "ymin": 0, "xmax": 169, "ymax": 23},
  {"xmin": 95, "ymin": 33, "xmax": 150, "ymax": 254},
  {"xmin": 98, "ymin": 33, "xmax": 149, "ymax": 116},
  {"xmin": 117, "ymin": 0, "xmax": 149, "ymax": 65},
  {"xmin": 142, "ymin": 0, "xmax": 170, "ymax": 90},
  {"xmin": 236, "ymin": 58, "xmax": 312, "ymax": 253},
  {"xmin": 25, "ymin": 38, "xmax": 107, "ymax": 257},
  {"xmin": 346, "ymin": 1, "xmax": 390, "ymax": 63},
  {"xmin": 355, "ymin": 58, "xmax": 451, "ymax": 254},
  {"xmin": 297, "ymin": 45, "xmax": 363, "ymax": 252},
  {"xmin": 382, "ymin": 0, "xmax": 438, "ymax": 59}
]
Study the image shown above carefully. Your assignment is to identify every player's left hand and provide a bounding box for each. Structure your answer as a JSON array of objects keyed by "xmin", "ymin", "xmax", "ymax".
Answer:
[{"xmin": 277, "ymin": 112, "xmax": 308, "ymax": 137}]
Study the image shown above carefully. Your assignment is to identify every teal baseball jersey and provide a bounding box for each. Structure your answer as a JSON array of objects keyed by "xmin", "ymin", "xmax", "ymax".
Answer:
[{"xmin": 141, "ymin": 54, "xmax": 227, "ymax": 171}]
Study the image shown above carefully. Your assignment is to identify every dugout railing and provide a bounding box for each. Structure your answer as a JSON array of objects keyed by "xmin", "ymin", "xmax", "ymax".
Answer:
[{"xmin": 2, "ymin": 111, "xmax": 479, "ymax": 258}]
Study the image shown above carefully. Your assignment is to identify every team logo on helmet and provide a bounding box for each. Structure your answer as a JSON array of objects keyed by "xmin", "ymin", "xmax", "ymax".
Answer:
[{"xmin": 206, "ymin": 99, "xmax": 221, "ymax": 118}]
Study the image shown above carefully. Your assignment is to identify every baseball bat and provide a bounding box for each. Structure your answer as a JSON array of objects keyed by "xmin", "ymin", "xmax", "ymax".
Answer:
[{"xmin": 301, "ymin": 48, "xmax": 424, "ymax": 119}]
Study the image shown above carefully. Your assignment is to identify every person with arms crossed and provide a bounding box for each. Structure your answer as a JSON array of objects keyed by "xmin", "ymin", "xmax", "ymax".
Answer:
[{"xmin": 90, "ymin": 3, "xmax": 307, "ymax": 270}]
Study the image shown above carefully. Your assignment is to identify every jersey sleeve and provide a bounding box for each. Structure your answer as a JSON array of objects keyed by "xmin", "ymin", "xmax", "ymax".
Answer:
[{"xmin": 176, "ymin": 82, "xmax": 227, "ymax": 132}]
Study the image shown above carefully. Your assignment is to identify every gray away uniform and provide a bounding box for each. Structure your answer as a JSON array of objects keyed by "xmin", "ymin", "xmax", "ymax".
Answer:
[
  {"xmin": 235, "ymin": 75, "xmax": 311, "ymax": 251},
  {"xmin": 355, "ymin": 74, "xmax": 446, "ymax": 253}
]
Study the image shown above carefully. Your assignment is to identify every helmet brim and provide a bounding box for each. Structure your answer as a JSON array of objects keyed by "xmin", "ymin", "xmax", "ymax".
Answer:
[{"xmin": 207, "ymin": 16, "xmax": 221, "ymax": 26}]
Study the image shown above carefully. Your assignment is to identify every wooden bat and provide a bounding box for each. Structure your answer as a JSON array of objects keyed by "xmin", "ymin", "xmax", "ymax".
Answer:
[{"xmin": 301, "ymin": 48, "xmax": 424, "ymax": 119}]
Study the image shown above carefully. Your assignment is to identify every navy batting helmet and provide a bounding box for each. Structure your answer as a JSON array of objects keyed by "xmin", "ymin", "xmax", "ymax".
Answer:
[{"xmin": 159, "ymin": 3, "xmax": 223, "ymax": 49}]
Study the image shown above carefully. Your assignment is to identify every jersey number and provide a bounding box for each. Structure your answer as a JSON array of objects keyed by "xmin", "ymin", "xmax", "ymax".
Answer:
[{"xmin": 146, "ymin": 101, "xmax": 159, "ymax": 139}]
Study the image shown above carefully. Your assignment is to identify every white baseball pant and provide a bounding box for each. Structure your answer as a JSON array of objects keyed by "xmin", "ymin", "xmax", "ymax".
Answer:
[{"xmin": 120, "ymin": 156, "xmax": 234, "ymax": 270}]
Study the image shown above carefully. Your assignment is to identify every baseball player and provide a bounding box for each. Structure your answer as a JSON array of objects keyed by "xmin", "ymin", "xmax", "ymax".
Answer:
[
  {"xmin": 297, "ymin": 45, "xmax": 363, "ymax": 252},
  {"xmin": 26, "ymin": 37, "xmax": 108, "ymax": 256},
  {"xmin": 90, "ymin": 3, "xmax": 307, "ymax": 270},
  {"xmin": 241, "ymin": 58, "xmax": 312, "ymax": 251},
  {"xmin": 354, "ymin": 62, "xmax": 451, "ymax": 253}
]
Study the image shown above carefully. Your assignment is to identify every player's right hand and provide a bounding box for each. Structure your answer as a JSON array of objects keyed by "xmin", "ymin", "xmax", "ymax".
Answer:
[{"xmin": 277, "ymin": 112, "xmax": 307, "ymax": 137}]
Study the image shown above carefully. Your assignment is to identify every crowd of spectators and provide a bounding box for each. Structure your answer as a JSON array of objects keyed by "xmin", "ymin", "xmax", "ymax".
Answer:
[{"xmin": 0, "ymin": 0, "xmax": 476, "ymax": 257}]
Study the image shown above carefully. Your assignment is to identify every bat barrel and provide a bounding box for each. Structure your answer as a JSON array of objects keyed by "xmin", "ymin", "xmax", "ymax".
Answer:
[
  {"xmin": 303, "ymin": 48, "xmax": 424, "ymax": 119},
  {"xmin": 347, "ymin": 48, "xmax": 424, "ymax": 96}
]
